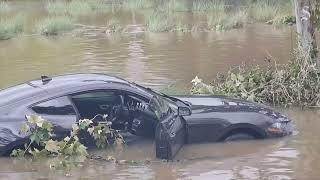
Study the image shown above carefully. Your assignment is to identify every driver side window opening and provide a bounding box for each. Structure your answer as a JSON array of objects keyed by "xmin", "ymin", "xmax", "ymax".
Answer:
[
  {"xmin": 71, "ymin": 90, "xmax": 122, "ymax": 120},
  {"xmin": 32, "ymin": 96, "xmax": 76, "ymax": 115},
  {"xmin": 71, "ymin": 89, "xmax": 159, "ymax": 137}
]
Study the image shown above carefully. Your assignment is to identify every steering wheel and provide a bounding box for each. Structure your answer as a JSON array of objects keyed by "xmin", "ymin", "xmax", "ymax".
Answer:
[{"xmin": 109, "ymin": 95, "xmax": 131, "ymax": 123}]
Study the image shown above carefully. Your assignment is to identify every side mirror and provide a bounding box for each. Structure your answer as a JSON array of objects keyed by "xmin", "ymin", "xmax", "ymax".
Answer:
[{"xmin": 178, "ymin": 107, "xmax": 192, "ymax": 116}]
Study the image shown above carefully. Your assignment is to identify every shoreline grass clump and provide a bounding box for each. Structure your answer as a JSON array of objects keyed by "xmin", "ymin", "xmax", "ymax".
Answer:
[
  {"xmin": 146, "ymin": 11, "xmax": 173, "ymax": 32},
  {"xmin": 248, "ymin": 0, "xmax": 294, "ymax": 25},
  {"xmin": 37, "ymin": 16, "xmax": 74, "ymax": 36},
  {"xmin": 192, "ymin": 0, "xmax": 225, "ymax": 12},
  {"xmin": 0, "ymin": 1, "xmax": 11, "ymax": 13},
  {"xmin": 123, "ymin": 0, "xmax": 156, "ymax": 9},
  {"xmin": 191, "ymin": 46, "xmax": 320, "ymax": 107},
  {"xmin": 0, "ymin": 15, "xmax": 24, "ymax": 40},
  {"xmin": 46, "ymin": 0, "xmax": 115, "ymax": 16},
  {"xmin": 168, "ymin": 0, "xmax": 189, "ymax": 12},
  {"xmin": 106, "ymin": 17, "xmax": 122, "ymax": 33},
  {"xmin": 207, "ymin": 9, "xmax": 248, "ymax": 31}
]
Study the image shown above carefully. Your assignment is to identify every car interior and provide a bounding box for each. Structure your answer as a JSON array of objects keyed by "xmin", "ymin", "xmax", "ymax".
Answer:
[{"xmin": 71, "ymin": 90, "xmax": 158, "ymax": 137}]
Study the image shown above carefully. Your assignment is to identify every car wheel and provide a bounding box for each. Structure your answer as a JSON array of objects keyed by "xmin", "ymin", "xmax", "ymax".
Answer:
[{"xmin": 224, "ymin": 133, "xmax": 256, "ymax": 141}]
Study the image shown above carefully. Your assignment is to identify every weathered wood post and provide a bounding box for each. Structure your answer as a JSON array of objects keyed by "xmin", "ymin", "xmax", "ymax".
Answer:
[{"xmin": 294, "ymin": 0, "xmax": 317, "ymax": 59}]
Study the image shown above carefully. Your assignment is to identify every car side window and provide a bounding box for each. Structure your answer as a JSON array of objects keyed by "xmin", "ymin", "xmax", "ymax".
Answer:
[
  {"xmin": 71, "ymin": 90, "xmax": 122, "ymax": 119},
  {"xmin": 32, "ymin": 96, "xmax": 76, "ymax": 115},
  {"xmin": 72, "ymin": 91, "xmax": 119, "ymax": 102}
]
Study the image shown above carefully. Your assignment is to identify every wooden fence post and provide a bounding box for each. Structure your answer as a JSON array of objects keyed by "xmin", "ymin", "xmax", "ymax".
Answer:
[{"xmin": 294, "ymin": 0, "xmax": 317, "ymax": 59}]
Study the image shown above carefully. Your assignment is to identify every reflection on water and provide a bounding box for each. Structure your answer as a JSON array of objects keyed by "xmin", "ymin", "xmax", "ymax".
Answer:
[{"xmin": 0, "ymin": 23, "xmax": 293, "ymax": 92}]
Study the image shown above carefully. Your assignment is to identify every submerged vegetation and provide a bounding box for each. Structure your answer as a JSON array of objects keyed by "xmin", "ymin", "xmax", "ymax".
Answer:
[
  {"xmin": 191, "ymin": 46, "xmax": 320, "ymax": 107},
  {"xmin": 0, "ymin": 15, "xmax": 24, "ymax": 40},
  {"xmin": 207, "ymin": 9, "xmax": 248, "ymax": 31},
  {"xmin": 37, "ymin": 16, "xmax": 74, "ymax": 36},
  {"xmin": 146, "ymin": 11, "xmax": 173, "ymax": 32},
  {"xmin": 11, "ymin": 114, "xmax": 124, "ymax": 169}
]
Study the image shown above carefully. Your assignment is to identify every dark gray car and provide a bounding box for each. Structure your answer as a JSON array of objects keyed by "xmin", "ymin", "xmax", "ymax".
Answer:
[{"xmin": 0, "ymin": 74, "xmax": 293, "ymax": 159}]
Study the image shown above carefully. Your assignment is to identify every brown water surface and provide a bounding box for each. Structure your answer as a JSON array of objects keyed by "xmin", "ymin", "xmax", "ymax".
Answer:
[{"xmin": 0, "ymin": 2, "xmax": 319, "ymax": 180}]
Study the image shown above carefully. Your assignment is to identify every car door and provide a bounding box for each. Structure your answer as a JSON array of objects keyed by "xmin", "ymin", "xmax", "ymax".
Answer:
[
  {"xmin": 152, "ymin": 97, "xmax": 187, "ymax": 160},
  {"xmin": 155, "ymin": 115, "xmax": 187, "ymax": 160},
  {"xmin": 31, "ymin": 96, "xmax": 77, "ymax": 139}
]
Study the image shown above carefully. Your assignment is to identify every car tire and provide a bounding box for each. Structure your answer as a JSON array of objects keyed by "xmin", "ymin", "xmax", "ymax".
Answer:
[{"xmin": 224, "ymin": 133, "xmax": 256, "ymax": 141}]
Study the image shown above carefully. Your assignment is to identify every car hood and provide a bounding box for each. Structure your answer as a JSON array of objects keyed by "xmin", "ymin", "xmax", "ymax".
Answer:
[{"xmin": 174, "ymin": 95, "xmax": 287, "ymax": 120}]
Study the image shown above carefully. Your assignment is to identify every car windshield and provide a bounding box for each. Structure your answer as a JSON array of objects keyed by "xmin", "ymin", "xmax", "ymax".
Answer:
[
  {"xmin": 130, "ymin": 82, "xmax": 178, "ymax": 119},
  {"xmin": 149, "ymin": 95, "xmax": 172, "ymax": 119}
]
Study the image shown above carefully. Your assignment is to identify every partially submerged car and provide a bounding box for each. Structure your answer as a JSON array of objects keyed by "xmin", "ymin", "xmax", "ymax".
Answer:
[{"xmin": 0, "ymin": 74, "xmax": 293, "ymax": 159}]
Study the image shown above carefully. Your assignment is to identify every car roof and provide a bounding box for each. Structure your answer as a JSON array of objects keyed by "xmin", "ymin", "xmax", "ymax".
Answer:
[
  {"xmin": 29, "ymin": 73, "xmax": 129, "ymax": 88},
  {"xmin": 0, "ymin": 73, "xmax": 133, "ymax": 108}
]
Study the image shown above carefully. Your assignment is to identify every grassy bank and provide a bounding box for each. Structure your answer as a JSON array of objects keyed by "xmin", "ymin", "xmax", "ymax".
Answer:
[
  {"xmin": 146, "ymin": 11, "xmax": 173, "ymax": 32},
  {"xmin": 207, "ymin": 9, "xmax": 247, "ymax": 31},
  {"xmin": 0, "ymin": 1, "xmax": 11, "ymax": 13},
  {"xmin": 145, "ymin": 0, "xmax": 293, "ymax": 32},
  {"xmin": 0, "ymin": 15, "xmax": 24, "ymax": 40},
  {"xmin": 191, "ymin": 46, "xmax": 320, "ymax": 107},
  {"xmin": 37, "ymin": 16, "xmax": 74, "ymax": 36},
  {"xmin": 46, "ymin": 0, "xmax": 113, "ymax": 16},
  {"xmin": 0, "ymin": 0, "xmax": 295, "ymax": 38},
  {"xmin": 249, "ymin": 0, "xmax": 294, "ymax": 25}
]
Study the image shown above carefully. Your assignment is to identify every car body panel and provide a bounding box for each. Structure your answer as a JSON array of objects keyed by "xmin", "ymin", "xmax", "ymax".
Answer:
[{"xmin": 175, "ymin": 96, "xmax": 287, "ymax": 142}]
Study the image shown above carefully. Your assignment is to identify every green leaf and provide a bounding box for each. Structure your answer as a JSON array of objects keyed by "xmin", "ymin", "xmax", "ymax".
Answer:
[
  {"xmin": 87, "ymin": 127, "xmax": 94, "ymax": 135},
  {"xmin": 63, "ymin": 144, "xmax": 75, "ymax": 155},
  {"xmin": 20, "ymin": 123, "xmax": 30, "ymax": 134},
  {"xmin": 64, "ymin": 136, "xmax": 70, "ymax": 142},
  {"xmin": 230, "ymin": 73, "xmax": 237, "ymax": 81},
  {"xmin": 45, "ymin": 140, "xmax": 60, "ymax": 153},
  {"xmin": 29, "ymin": 148, "xmax": 49, "ymax": 157},
  {"xmin": 76, "ymin": 144, "xmax": 88, "ymax": 156},
  {"xmin": 10, "ymin": 149, "xmax": 25, "ymax": 157},
  {"xmin": 238, "ymin": 75, "xmax": 245, "ymax": 82},
  {"xmin": 42, "ymin": 121, "xmax": 53, "ymax": 132}
]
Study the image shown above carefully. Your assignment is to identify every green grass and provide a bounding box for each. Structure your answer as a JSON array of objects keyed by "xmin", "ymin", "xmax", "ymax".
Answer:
[
  {"xmin": 106, "ymin": 18, "xmax": 122, "ymax": 33},
  {"xmin": 46, "ymin": 0, "xmax": 114, "ymax": 16},
  {"xmin": 0, "ymin": 15, "xmax": 24, "ymax": 40},
  {"xmin": 37, "ymin": 16, "xmax": 74, "ymax": 36},
  {"xmin": 146, "ymin": 11, "xmax": 173, "ymax": 32},
  {"xmin": 207, "ymin": 9, "xmax": 248, "ymax": 31},
  {"xmin": 0, "ymin": 1, "xmax": 11, "ymax": 13},
  {"xmin": 192, "ymin": 0, "xmax": 225, "ymax": 12},
  {"xmin": 168, "ymin": 0, "xmax": 189, "ymax": 12},
  {"xmin": 191, "ymin": 46, "xmax": 320, "ymax": 107},
  {"xmin": 123, "ymin": 0, "xmax": 156, "ymax": 9},
  {"xmin": 249, "ymin": 0, "xmax": 293, "ymax": 24},
  {"xmin": 173, "ymin": 21, "xmax": 190, "ymax": 32},
  {"xmin": 249, "ymin": 2, "xmax": 279, "ymax": 22}
]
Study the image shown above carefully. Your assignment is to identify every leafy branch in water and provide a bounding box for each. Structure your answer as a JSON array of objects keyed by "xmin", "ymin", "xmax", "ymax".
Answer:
[
  {"xmin": 191, "ymin": 46, "xmax": 320, "ymax": 107},
  {"xmin": 11, "ymin": 114, "xmax": 124, "ymax": 169}
]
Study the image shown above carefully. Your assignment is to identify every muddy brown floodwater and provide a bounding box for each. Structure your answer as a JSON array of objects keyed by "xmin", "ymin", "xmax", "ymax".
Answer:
[{"xmin": 0, "ymin": 1, "xmax": 320, "ymax": 180}]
